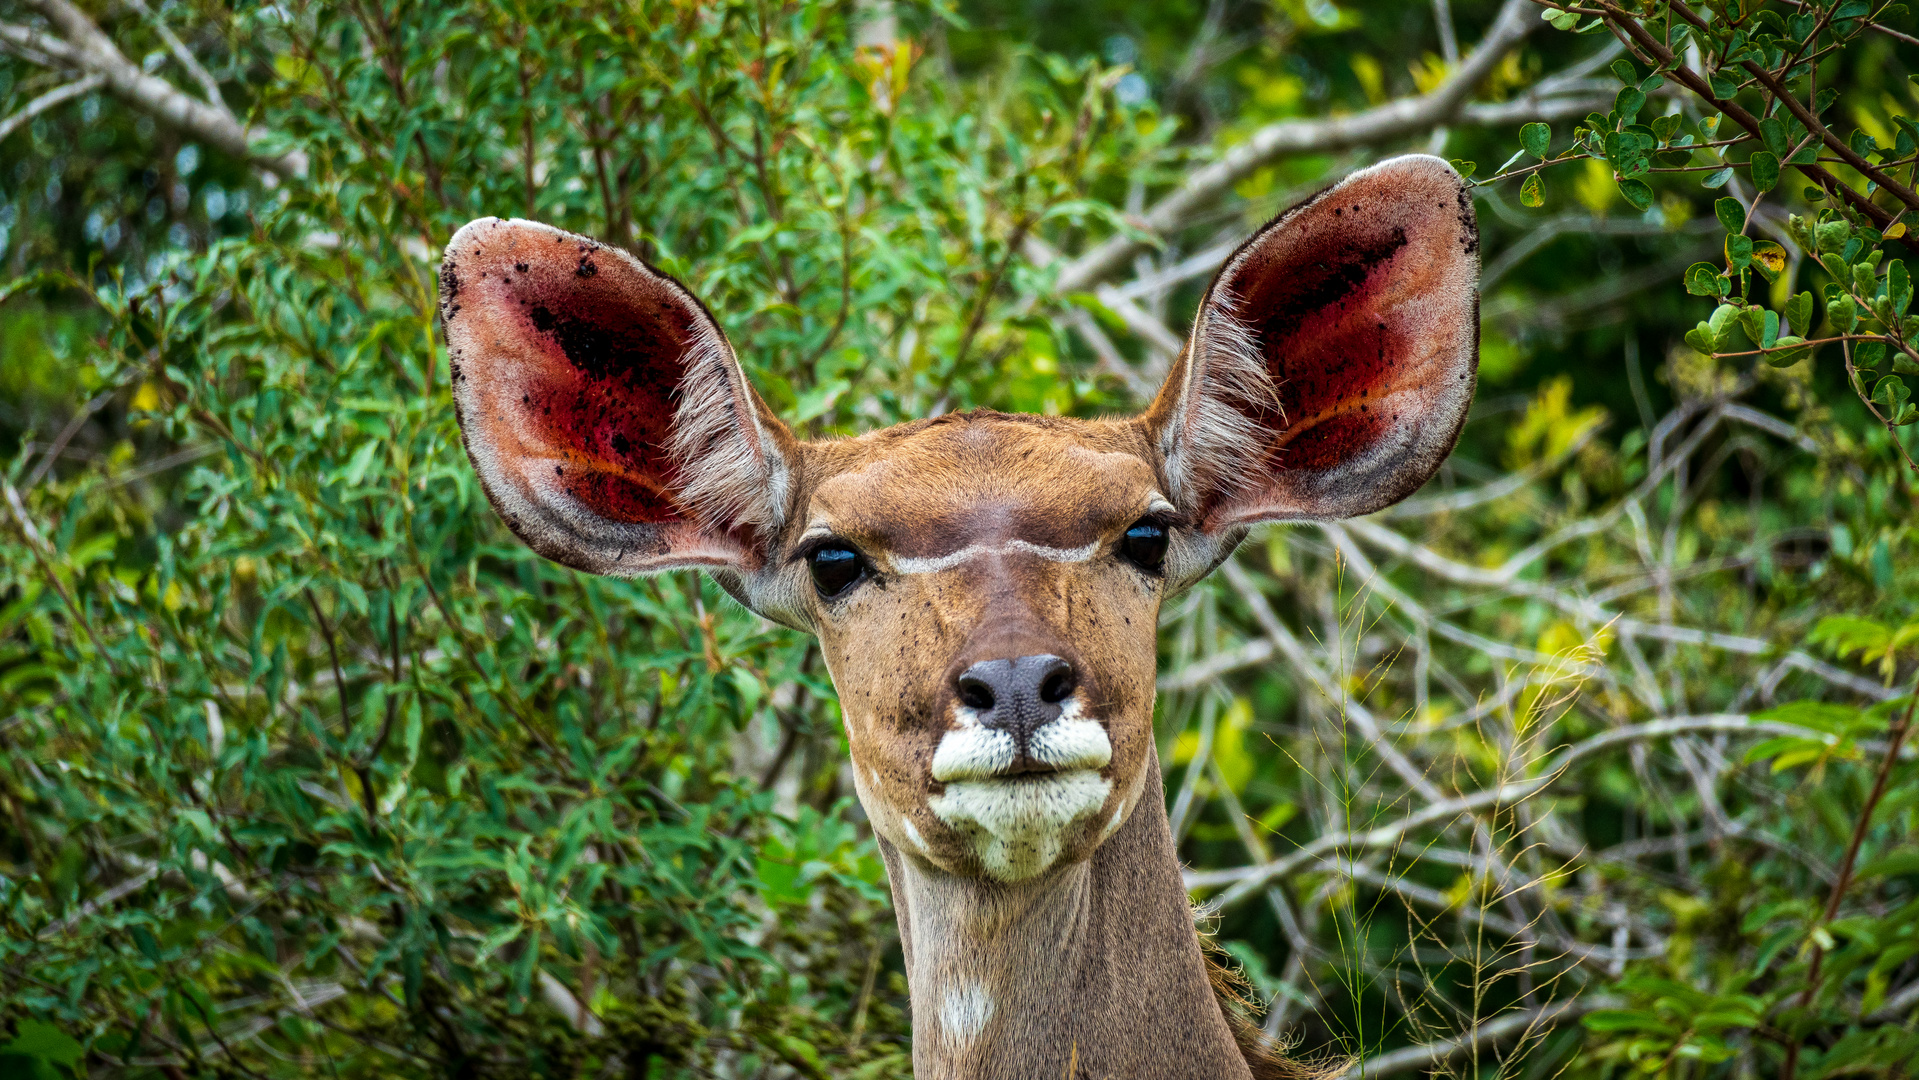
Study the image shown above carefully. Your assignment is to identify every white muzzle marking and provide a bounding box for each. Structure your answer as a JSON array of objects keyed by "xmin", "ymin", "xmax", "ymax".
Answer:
[
  {"xmin": 927, "ymin": 699, "xmax": 1114, "ymax": 881},
  {"xmin": 929, "ymin": 699, "xmax": 1112, "ymax": 782}
]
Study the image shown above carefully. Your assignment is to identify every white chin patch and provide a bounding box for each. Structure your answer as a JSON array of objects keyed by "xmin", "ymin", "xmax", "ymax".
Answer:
[{"xmin": 928, "ymin": 770, "xmax": 1113, "ymax": 881}]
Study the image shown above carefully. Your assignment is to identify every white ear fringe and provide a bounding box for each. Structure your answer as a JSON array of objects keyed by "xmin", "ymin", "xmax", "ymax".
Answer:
[
  {"xmin": 1162, "ymin": 294, "xmax": 1277, "ymax": 513},
  {"xmin": 663, "ymin": 320, "xmax": 788, "ymax": 533}
]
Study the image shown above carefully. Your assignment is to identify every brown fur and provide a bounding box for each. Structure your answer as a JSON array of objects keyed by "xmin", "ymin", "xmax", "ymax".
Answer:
[{"xmin": 440, "ymin": 155, "xmax": 1480, "ymax": 1078}]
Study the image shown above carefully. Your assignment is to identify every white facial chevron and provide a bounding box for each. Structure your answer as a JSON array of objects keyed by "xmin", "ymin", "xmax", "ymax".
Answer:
[{"xmin": 891, "ymin": 539, "xmax": 1099, "ymax": 575}]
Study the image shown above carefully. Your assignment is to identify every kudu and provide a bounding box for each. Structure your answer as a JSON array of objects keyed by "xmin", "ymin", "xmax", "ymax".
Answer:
[{"xmin": 439, "ymin": 154, "xmax": 1479, "ymax": 1079}]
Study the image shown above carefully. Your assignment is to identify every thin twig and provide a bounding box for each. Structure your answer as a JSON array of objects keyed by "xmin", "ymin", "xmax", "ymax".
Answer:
[
  {"xmin": 1057, "ymin": 0, "xmax": 1535, "ymax": 291},
  {"xmin": 0, "ymin": 71, "xmax": 102, "ymax": 143}
]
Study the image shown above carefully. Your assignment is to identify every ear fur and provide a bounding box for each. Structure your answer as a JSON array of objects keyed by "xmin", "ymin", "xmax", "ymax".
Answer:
[
  {"xmin": 1144, "ymin": 154, "xmax": 1480, "ymax": 528},
  {"xmin": 440, "ymin": 218, "xmax": 795, "ymax": 576}
]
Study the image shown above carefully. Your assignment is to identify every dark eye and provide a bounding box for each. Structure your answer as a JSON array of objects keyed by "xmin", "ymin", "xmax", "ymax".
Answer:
[
  {"xmin": 1120, "ymin": 519, "xmax": 1169, "ymax": 573},
  {"xmin": 808, "ymin": 545, "xmax": 866, "ymax": 598}
]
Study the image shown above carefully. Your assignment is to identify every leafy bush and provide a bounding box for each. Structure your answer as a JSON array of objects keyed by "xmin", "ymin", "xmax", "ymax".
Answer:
[
  {"xmin": 0, "ymin": 1, "xmax": 1165, "ymax": 1074},
  {"xmin": 3, "ymin": 0, "xmax": 1918, "ymax": 1078}
]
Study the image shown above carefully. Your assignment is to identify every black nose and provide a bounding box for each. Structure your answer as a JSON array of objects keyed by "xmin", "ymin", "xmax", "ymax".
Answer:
[{"xmin": 954, "ymin": 654, "xmax": 1078, "ymax": 739}]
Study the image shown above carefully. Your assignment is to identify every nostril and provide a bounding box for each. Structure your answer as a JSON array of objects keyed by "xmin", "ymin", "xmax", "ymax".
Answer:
[
  {"xmin": 957, "ymin": 675, "xmax": 996, "ymax": 711},
  {"xmin": 1038, "ymin": 660, "xmax": 1077, "ymax": 704}
]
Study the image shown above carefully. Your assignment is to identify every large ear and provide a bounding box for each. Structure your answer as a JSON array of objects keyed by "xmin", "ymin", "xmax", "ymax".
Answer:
[
  {"xmin": 440, "ymin": 218, "xmax": 795, "ymax": 576},
  {"xmin": 1143, "ymin": 155, "xmax": 1479, "ymax": 528}
]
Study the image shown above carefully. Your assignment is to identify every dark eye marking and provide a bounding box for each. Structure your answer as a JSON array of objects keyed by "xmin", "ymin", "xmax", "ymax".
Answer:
[{"xmin": 1119, "ymin": 518, "xmax": 1169, "ymax": 574}]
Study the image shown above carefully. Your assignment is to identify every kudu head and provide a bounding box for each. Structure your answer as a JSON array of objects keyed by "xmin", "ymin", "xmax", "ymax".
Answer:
[{"xmin": 440, "ymin": 154, "xmax": 1478, "ymax": 887}]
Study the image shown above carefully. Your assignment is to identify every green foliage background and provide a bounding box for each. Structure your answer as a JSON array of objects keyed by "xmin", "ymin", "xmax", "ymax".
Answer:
[{"xmin": 2, "ymin": 0, "xmax": 1917, "ymax": 1077}]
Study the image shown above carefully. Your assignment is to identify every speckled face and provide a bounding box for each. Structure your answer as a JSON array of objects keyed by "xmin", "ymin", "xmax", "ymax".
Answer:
[{"xmin": 787, "ymin": 416, "xmax": 1181, "ymax": 881}]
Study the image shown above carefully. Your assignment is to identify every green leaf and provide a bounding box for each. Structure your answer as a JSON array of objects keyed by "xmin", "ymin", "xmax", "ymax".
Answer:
[
  {"xmin": 1765, "ymin": 335, "xmax": 1810, "ymax": 367},
  {"xmin": 1449, "ymin": 159, "xmax": 1477, "ymax": 180},
  {"xmin": 1548, "ymin": 9, "xmax": 1579, "ymax": 29},
  {"xmin": 1740, "ymin": 307, "xmax": 1779, "ymax": 349},
  {"xmin": 1808, "ymin": 616, "xmax": 1891, "ymax": 662},
  {"xmin": 0, "ymin": 270, "xmax": 71, "ymax": 305},
  {"xmin": 1828, "ymin": 285, "xmax": 1860, "ymax": 332},
  {"xmin": 1702, "ymin": 167, "xmax": 1734, "ymax": 189},
  {"xmin": 1856, "ymin": 850, "xmax": 1919, "ymax": 881},
  {"xmin": 1854, "ymin": 261, "xmax": 1877, "ymax": 299},
  {"xmin": 1759, "ymin": 116, "xmax": 1789, "ymax": 159},
  {"xmin": 1520, "ymin": 172, "xmax": 1545, "ymax": 208},
  {"xmin": 1, "ymin": 1022, "xmax": 84, "ymax": 1069},
  {"xmin": 341, "ymin": 439, "xmax": 382, "ymax": 487},
  {"xmin": 1685, "ymin": 323, "xmax": 1718, "ymax": 353},
  {"xmin": 1610, "ymin": 59, "xmax": 1639, "ymax": 86},
  {"xmin": 1520, "ymin": 122, "xmax": 1551, "ymax": 160},
  {"xmin": 1616, "ymin": 177, "xmax": 1652, "ymax": 210},
  {"xmin": 1586, "ymin": 1009, "xmax": 1677, "ymax": 1034},
  {"xmin": 1889, "ymin": 260, "xmax": 1911, "ymax": 319},
  {"xmin": 1715, "ymin": 197, "xmax": 1746, "ymax": 236},
  {"xmin": 1614, "ymin": 86, "xmax": 1646, "ymax": 126},
  {"xmin": 1896, "ymin": 117, "xmax": 1919, "ymax": 156},
  {"xmin": 1726, "ymin": 234, "xmax": 1754, "ymax": 271},
  {"xmin": 1786, "ymin": 291, "xmax": 1815, "ymax": 336},
  {"xmin": 1873, "ymin": 374, "xmax": 1912, "ymax": 418},
  {"xmin": 1749, "ymin": 151, "xmax": 1779, "ymax": 193},
  {"xmin": 1709, "ymin": 302, "xmax": 1748, "ymax": 350},
  {"xmin": 1855, "ymin": 340, "xmax": 1887, "ymax": 371},
  {"xmin": 1684, "ymin": 262, "xmax": 1725, "ymax": 296},
  {"xmin": 132, "ymin": 924, "xmax": 161, "ymax": 962},
  {"xmin": 1743, "ymin": 735, "xmax": 1822, "ymax": 765}
]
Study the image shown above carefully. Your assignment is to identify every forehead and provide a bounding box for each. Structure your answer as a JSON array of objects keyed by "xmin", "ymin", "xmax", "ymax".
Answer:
[{"xmin": 800, "ymin": 413, "xmax": 1160, "ymax": 556}]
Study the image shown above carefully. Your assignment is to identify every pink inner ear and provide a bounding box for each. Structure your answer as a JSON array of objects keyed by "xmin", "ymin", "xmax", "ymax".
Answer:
[
  {"xmin": 478, "ymin": 248, "xmax": 702, "ymax": 526},
  {"xmin": 1230, "ymin": 212, "xmax": 1419, "ymax": 476}
]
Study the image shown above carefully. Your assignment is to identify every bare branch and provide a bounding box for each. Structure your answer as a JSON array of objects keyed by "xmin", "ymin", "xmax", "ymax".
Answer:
[
  {"xmin": 538, "ymin": 970, "xmax": 606, "ymax": 1036},
  {"xmin": 1327, "ymin": 996, "xmax": 1620, "ymax": 1079},
  {"xmin": 1482, "ymin": 214, "xmax": 1718, "ymax": 291},
  {"xmin": 1339, "ymin": 516, "xmax": 1904, "ymax": 704},
  {"xmin": 1057, "ymin": 0, "xmax": 1535, "ymax": 292},
  {"xmin": 1061, "ymin": 307, "xmax": 1157, "ymax": 399},
  {"xmin": 1384, "ymin": 424, "xmax": 1604, "ymax": 518},
  {"xmin": 1458, "ymin": 90, "xmax": 1611, "ymax": 127},
  {"xmin": 1218, "ymin": 558, "xmax": 1445, "ymax": 803},
  {"xmin": 124, "ymin": 0, "xmax": 224, "ymax": 109},
  {"xmin": 0, "ymin": 71, "xmax": 102, "ymax": 143},
  {"xmin": 0, "ymin": 17, "xmax": 83, "ymax": 67},
  {"xmin": 16, "ymin": 0, "xmax": 305, "ymax": 178},
  {"xmin": 1094, "ymin": 284, "xmax": 1183, "ymax": 369},
  {"xmin": 1192, "ymin": 714, "xmax": 1842, "ymax": 912}
]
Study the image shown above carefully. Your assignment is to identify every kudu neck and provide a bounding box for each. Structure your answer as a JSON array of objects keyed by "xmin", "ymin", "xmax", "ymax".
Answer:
[{"xmin": 877, "ymin": 752, "xmax": 1254, "ymax": 1080}]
